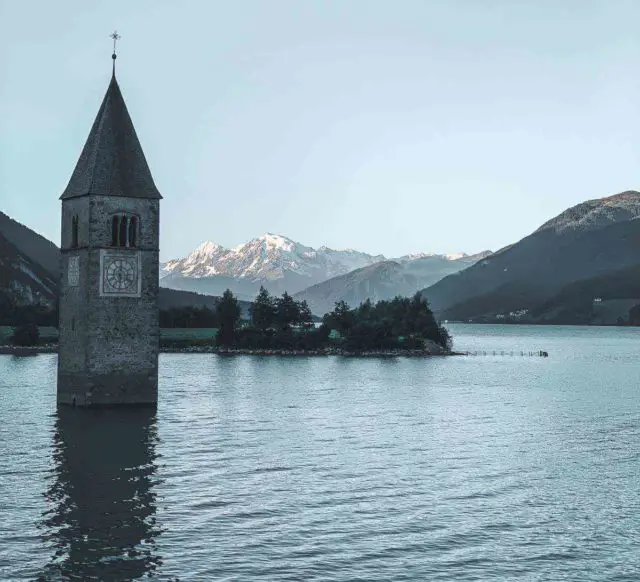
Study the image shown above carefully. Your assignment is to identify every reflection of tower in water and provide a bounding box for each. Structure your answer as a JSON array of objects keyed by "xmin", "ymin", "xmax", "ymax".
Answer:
[{"xmin": 40, "ymin": 408, "xmax": 163, "ymax": 580}]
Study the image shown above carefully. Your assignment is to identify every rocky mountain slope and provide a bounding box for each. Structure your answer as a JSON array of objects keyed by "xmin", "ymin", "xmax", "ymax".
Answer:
[
  {"xmin": 0, "ymin": 230, "xmax": 57, "ymax": 308},
  {"xmin": 294, "ymin": 252, "xmax": 490, "ymax": 316},
  {"xmin": 8, "ymin": 188, "xmax": 638, "ymax": 326},
  {"xmin": 527, "ymin": 264, "xmax": 640, "ymax": 325},
  {"xmin": 0, "ymin": 211, "xmax": 59, "ymax": 280},
  {"xmin": 0, "ymin": 213, "xmax": 251, "ymax": 319},
  {"xmin": 160, "ymin": 233, "xmax": 484, "ymax": 303},
  {"xmin": 160, "ymin": 234, "xmax": 387, "ymax": 300},
  {"xmin": 422, "ymin": 191, "xmax": 640, "ymax": 322},
  {"xmin": 534, "ymin": 190, "xmax": 640, "ymax": 234}
]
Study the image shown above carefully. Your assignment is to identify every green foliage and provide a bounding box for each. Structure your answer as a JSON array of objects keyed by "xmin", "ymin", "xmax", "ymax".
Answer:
[
  {"xmin": 159, "ymin": 287, "xmax": 451, "ymax": 352},
  {"xmin": 216, "ymin": 289, "xmax": 241, "ymax": 346},
  {"xmin": 234, "ymin": 324, "xmax": 330, "ymax": 351},
  {"xmin": 322, "ymin": 300, "xmax": 355, "ymax": 335},
  {"xmin": 629, "ymin": 304, "xmax": 640, "ymax": 326},
  {"xmin": 160, "ymin": 328, "xmax": 218, "ymax": 340},
  {"xmin": 297, "ymin": 300, "xmax": 314, "ymax": 330},
  {"xmin": 250, "ymin": 286, "xmax": 277, "ymax": 330},
  {"xmin": 11, "ymin": 321, "xmax": 40, "ymax": 346},
  {"xmin": 275, "ymin": 291, "xmax": 301, "ymax": 329},
  {"xmin": 0, "ymin": 294, "xmax": 57, "ymax": 327},
  {"xmin": 160, "ymin": 337, "xmax": 218, "ymax": 349},
  {"xmin": 250, "ymin": 288, "xmax": 314, "ymax": 332},
  {"xmin": 344, "ymin": 320, "xmax": 396, "ymax": 351},
  {"xmin": 323, "ymin": 292, "xmax": 451, "ymax": 350},
  {"xmin": 0, "ymin": 326, "xmax": 57, "ymax": 344},
  {"xmin": 435, "ymin": 325, "xmax": 453, "ymax": 352},
  {"xmin": 160, "ymin": 305, "xmax": 218, "ymax": 328}
]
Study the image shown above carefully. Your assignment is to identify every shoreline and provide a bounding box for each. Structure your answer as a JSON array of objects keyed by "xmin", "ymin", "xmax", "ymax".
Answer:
[
  {"xmin": 0, "ymin": 345, "xmax": 58, "ymax": 355},
  {"xmin": 169, "ymin": 346, "xmax": 451, "ymax": 357},
  {"xmin": 0, "ymin": 344, "xmax": 452, "ymax": 357}
]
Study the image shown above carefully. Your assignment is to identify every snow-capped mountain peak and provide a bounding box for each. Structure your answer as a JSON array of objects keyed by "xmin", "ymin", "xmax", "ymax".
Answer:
[
  {"xmin": 233, "ymin": 233, "xmax": 297, "ymax": 254},
  {"xmin": 161, "ymin": 234, "xmax": 384, "ymax": 287},
  {"xmin": 263, "ymin": 233, "xmax": 295, "ymax": 251},
  {"xmin": 159, "ymin": 233, "xmax": 484, "ymax": 302},
  {"xmin": 396, "ymin": 251, "xmax": 469, "ymax": 262},
  {"xmin": 193, "ymin": 240, "xmax": 224, "ymax": 256}
]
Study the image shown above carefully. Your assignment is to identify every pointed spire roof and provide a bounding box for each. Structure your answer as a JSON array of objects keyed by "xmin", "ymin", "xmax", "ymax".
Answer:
[{"xmin": 60, "ymin": 74, "xmax": 162, "ymax": 200}]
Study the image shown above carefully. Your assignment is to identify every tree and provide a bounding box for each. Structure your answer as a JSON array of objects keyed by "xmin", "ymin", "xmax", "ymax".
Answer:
[
  {"xmin": 436, "ymin": 325, "xmax": 453, "ymax": 351},
  {"xmin": 11, "ymin": 321, "xmax": 40, "ymax": 347},
  {"xmin": 215, "ymin": 289, "xmax": 241, "ymax": 346},
  {"xmin": 344, "ymin": 320, "xmax": 395, "ymax": 351},
  {"xmin": 0, "ymin": 292, "xmax": 15, "ymax": 326},
  {"xmin": 355, "ymin": 298, "xmax": 373, "ymax": 323},
  {"xmin": 250, "ymin": 286, "xmax": 277, "ymax": 330},
  {"xmin": 297, "ymin": 300, "xmax": 314, "ymax": 330},
  {"xmin": 405, "ymin": 293, "xmax": 434, "ymax": 334},
  {"xmin": 275, "ymin": 292, "xmax": 300, "ymax": 330},
  {"xmin": 161, "ymin": 305, "xmax": 218, "ymax": 328},
  {"xmin": 405, "ymin": 292, "xmax": 451, "ymax": 349},
  {"xmin": 323, "ymin": 300, "xmax": 355, "ymax": 335}
]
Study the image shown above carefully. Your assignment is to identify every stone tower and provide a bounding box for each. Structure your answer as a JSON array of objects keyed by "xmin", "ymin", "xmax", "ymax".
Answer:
[{"xmin": 57, "ymin": 63, "xmax": 162, "ymax": 407}]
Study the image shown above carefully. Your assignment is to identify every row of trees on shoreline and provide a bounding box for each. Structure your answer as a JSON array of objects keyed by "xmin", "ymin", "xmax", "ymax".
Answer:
[
  {"xmin": 0, "ymin": 293, "xmax": 57, "ymax": 327},
  {"xmin": 207, "ymin": 286, "xmax": 451, "ymax": 351},
  {"xmin": 1, "ymin": 286, "xmax": 451, "ymax": 351}
]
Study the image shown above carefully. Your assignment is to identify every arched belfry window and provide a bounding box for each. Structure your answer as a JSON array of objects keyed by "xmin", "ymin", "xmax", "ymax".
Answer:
[
  {"xmin": 111, "ymin": 216, "xmax": 119, "ymax": 246},
  {"xmin": 119, "ymin": 214, "xmax": 128, "ymax": 248},
  {"xmin": 71, "ymin": 215, "xmax": 79, "ymax": 248},
  {"xmin": 129, "ymin": 216, "xmax": 137, "ymax": 247},
  {"xmin": 110, "ymin": 214, "xmax": 139, "ymax": 248}
]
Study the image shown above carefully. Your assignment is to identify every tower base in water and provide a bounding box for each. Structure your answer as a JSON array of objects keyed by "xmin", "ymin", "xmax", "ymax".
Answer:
[{"xmin": 57, "ymin": 371, "xmax": 158, "ymax": 407}]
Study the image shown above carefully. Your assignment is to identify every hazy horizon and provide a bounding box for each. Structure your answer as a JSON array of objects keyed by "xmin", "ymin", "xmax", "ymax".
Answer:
[{"xmin": 2, "ymin": 0, "xmax": 640, "ymax": 261}]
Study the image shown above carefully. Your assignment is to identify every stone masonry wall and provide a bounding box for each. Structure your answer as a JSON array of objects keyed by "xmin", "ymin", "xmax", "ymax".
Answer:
[
  {"xmin": 86, "ymin": 196, "xmax": 159, "ymax": 377},
  {"xmin": 57, "ymin": 195, "xmax": 160, "ymax": 405},
  {"xmin": 89, "ymin": 196, "xmax": 159, "ymax": 248},
  {"xmin": 58, "ymin": 198, "xmax": 90, "ymax": 375}
]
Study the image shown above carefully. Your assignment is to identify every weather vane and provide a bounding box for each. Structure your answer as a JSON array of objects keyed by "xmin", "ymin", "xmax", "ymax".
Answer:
[{"xmin": 110, "ymin": 30, "xmax": 120, "ymax": 75}]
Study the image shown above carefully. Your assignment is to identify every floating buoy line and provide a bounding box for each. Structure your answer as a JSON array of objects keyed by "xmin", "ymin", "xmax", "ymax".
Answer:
[{"xmin": 463, "ymin": 350, "xmax": 549, "ymax": 357}]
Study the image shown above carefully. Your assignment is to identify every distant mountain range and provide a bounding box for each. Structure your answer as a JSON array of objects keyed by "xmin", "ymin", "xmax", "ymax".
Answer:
[
  {"xmin": 0, "ymin": 214, "xmax": 476, "ymax": 319},
  {"xmin": 3, "ymin": 189, "xmax": 640, "ymax": 325},
  {"xmin": 160, "ymin": 233, "xmax": 483, "ymax": 305},
  {"xmin": 294, "ymin": 252, "xmax": 490, "ymax": 316},
  {"xmin": 160, "ymin": 234, "xmax": 386, "ymax": 299},
  {"xmin": 422, "ymin": 191, "xmax": 640, "ymax": 324}
]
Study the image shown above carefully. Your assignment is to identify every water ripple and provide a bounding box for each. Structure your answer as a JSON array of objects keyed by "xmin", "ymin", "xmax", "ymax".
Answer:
[{"xmin": 1, "ymin": 326, "xmax": 640, "ymax": 580}]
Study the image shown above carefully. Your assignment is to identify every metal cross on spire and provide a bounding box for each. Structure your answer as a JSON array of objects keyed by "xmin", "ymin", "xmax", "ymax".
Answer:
[{"xmin": 110, "ymin": 30, "xmax": 121, "ymax": 76}]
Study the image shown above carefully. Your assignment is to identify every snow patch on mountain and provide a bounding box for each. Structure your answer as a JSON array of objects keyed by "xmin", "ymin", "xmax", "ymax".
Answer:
[
  {"xmin": 398, "ymin": 252, "xmax": 469, "ymax": 262},
  {"xmin": 161, "ymin": 233, "xmax": 385, "ymax": 283},
  {"xmin": 159, "ymin": 233, "xmax": 485, "ymax": 301}
]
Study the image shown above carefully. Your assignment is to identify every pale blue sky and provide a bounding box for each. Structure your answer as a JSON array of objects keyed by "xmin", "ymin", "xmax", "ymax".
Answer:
[{"xmin": 1, "ymin": 0, "xmax": 639, "ymax": 260}]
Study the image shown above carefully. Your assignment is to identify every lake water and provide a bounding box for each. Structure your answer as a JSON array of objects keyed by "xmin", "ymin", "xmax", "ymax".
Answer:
[{"xmin": 1, "ymin": 325, "xmax": 639, "ymax": 581}]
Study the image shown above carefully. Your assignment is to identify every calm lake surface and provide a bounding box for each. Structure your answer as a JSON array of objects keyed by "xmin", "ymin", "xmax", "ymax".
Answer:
[{"xmin": 1, "ymin": 324, "xmax": 639, "ymax": 581}]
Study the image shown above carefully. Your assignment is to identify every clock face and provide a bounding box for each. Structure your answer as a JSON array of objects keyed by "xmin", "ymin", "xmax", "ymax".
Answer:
[
  {"xmin": 100, "ymin": 251, "xmax": 140, "ymax": 296},
  {"xmin": 106, "ymin": 258, "xmax": 137, "ymax": 291}
]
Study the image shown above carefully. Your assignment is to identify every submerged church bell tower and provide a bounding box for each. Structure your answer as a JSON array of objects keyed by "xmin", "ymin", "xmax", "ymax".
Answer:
[{"xmin": 57, "ymin": 37, "xmax": 162, "ymax": 406}]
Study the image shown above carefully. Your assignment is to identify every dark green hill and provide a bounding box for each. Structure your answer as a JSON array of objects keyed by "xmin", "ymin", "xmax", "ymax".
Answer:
[
  {"xmin": 528, "ymin": 265, "xmax": 640, "ymax": 325},
  {"xmin": 0, "ymin": 212, "xmax": 59, "ymax": 279},
  {"xmin": 294, "ymin": 253, "xmax": 490, "ymax": 316},
  {"xmin": 0, "ymin": 231, "xmax": 57, "ymax": 308},
  {"xmin": 0, "ymin": 212, "xmax": 250, "ymax": 322},
  {"xmin": 159, "ymin": 288, "xmax": 251, "ymax": 318},
  {"xmin": 423, "ymin": 191, "xmax": 640, "ymax": 321}
]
